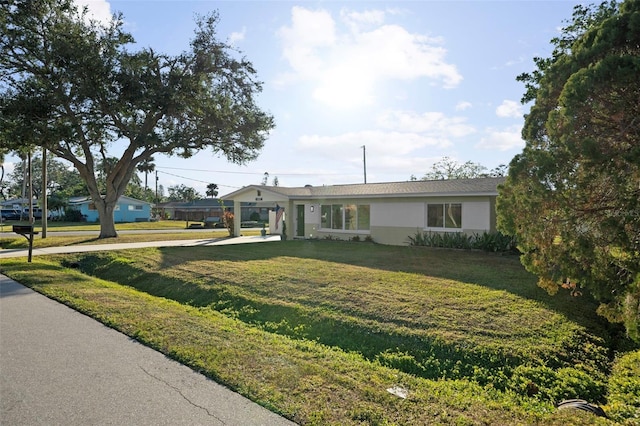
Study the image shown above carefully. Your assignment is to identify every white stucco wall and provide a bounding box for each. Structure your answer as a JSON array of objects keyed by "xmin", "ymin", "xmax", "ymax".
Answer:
[
  {"xmin": 370, "ymin": 202, "xmax": 425, "ymax": 228},
  {"xmin": 461, "ymin": 201, "xmax": 490, "ymax": 231}
]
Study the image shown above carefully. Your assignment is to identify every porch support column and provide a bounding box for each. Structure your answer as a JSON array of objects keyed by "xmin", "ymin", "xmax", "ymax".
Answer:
[{"xmin": 233, "ymin": 200, "xmax": 241, "ymax": 237}]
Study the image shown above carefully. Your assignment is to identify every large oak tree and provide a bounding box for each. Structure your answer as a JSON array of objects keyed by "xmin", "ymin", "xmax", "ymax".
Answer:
[
  {"xmin": 0, "ymin": 0, "xmax": 274, "ymax": 237},
  {"xmin": 497, "ymin": 0, "xmax": 640, "ymax": 340}
]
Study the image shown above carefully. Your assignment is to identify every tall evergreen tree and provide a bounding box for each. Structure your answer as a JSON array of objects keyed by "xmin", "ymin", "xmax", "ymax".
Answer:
[{"xmin": 497, "ymin": 0, "xmax": 640, "ymax": 340}]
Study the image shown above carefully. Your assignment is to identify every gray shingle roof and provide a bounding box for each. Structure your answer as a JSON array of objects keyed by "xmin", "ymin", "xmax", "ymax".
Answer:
[{"xmin": 226, "ymin": 177, "xmax": 505, "ymax": 200}]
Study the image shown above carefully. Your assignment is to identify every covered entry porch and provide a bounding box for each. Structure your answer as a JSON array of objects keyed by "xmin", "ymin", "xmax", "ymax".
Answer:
[{"xmin": 222, "ymin": 186, "xmax": 293, "ymax": 238}]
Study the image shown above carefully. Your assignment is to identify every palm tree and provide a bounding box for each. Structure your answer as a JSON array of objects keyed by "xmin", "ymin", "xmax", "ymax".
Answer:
[
  {"xmin": 206, "ymin": 183, "xmax": 218, "ymax": 198},
  {"xmin": 137, "ymin": 156, "xmax": 156, "ymax": 191}
]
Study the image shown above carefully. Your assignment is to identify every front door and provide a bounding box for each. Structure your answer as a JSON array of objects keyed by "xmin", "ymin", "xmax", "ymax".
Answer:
[{"xmin": 296, "ymin": 205, "xmax": 305, "ymax": 237}]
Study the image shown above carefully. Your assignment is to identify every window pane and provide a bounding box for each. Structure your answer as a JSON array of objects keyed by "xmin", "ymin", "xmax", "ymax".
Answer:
[
  {"xmin": 344, "ymin": 204, "xmax": 356, "ymax": 230},
  {"xmin": 445, "ymin": 203, "xmax": 462, "ymax": 228},
  {"xmin": 321, "ymin": 205, "xmax": 331, "ymax": 228},
  {"xmin": 357, "ymin": 205, "xmax": 370, "ymax": 230},
  {"xmin": 332, "ymin": 205, "xmax": 343, "ymax": 229},
  {"xmin": 427, "ymin": 204, "xmax": 444, "ymax": 227}
]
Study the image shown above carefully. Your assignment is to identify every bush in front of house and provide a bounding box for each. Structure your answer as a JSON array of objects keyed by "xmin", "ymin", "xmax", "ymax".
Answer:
[
  {"xmin": 63, "ymin": 208, "xmax": 85, "ymax": 222},
  {"xmin": 222, "ymin": 210, "xmax": 234, "ymax": 237},
  {"xmin": 409, "ymin": 230, "xmax": 517, "ymax": 253}
]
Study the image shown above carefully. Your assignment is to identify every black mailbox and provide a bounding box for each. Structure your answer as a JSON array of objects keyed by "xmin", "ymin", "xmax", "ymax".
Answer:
[
  {"xmin": 13, "ymin": 225, "xmax": 38, "ymax": 235},
  {"xmin": 13, "ymin": 225, "xmax": 38, "ymax": 262}
]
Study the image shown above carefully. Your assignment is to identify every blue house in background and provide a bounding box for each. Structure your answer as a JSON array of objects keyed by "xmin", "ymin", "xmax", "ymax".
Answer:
[{"xmin": 68, "ymin": 195, "xmax": 152, "ymax": 223}]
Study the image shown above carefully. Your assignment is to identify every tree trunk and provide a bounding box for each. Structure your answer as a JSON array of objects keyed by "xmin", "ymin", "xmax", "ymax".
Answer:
[{"xmin": 96, "ymin": 199, "xmax": 118, "ymax": 238}]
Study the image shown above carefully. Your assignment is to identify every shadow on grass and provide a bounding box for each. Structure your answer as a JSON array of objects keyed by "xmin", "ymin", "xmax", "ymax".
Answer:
[
  {"xmin": 152, "ymin": 240, "xmax": 610, "ymax": 332},
  {"xmin": 58, "ymin": 252, "xmax": 526, "ymax": 384},
  {"xmin": 52, "ymin": 244, "xmax": 618, "ymax": 404}
]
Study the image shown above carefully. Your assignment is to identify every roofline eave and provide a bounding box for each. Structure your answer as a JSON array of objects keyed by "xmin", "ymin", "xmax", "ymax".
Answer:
[{"xmin": 288, "ymin": 191, "xmax": 499, "ymax": 200}]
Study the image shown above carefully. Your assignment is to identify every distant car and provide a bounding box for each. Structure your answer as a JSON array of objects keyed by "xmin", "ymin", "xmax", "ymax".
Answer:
[
  {"xmin": 204, "ymin": 217, "xmax": 227, "ymax": 228},
  {"xmin": 22, "ymin": 208, "xmax": 52, "ymax": 220},
  {"xmin": 1, "ymin": 209, "xmax": 21, "ymax": 221}
]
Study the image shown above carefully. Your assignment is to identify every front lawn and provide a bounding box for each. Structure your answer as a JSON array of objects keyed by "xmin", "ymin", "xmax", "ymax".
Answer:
[
  {"xmin": 0, "ymin": 219, "xmax": 207, "ymax": 232},
  {"xmin": 2, "ymin": 240, "xmax": 636, "ymax": 425}
]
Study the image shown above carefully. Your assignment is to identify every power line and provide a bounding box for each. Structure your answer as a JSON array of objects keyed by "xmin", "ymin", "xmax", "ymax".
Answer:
[
  {"xmin": 157, "ymin": 166, "xmax": 342, "ymax": 176},
  {"xmin": 156, "ymin": 170, "xmax": 240, "ymax": 189}
]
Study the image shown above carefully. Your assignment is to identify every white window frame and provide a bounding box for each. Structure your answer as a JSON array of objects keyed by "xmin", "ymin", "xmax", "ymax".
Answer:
[
  {"xmin": 424, "ymin": 203, "xmax": 463, "ymax": 231},
  {"xmin": 320, "ymin": 203, "xmax": 370, "ymax": 232}
]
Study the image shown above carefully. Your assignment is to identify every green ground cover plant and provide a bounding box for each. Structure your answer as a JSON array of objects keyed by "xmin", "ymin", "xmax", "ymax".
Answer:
[
  {"xmin": 605, "ymin": 350, "xmax": 640, "ymax": 424},
  {"xmin": 409, "ymin": 231, "xmax": 518, "ymax": 253},
  {"xmin": 2, "ymin": 241, "xmax": 635, "ymax": 425}
]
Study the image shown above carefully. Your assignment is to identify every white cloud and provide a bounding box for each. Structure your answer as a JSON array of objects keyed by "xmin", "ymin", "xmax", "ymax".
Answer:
[
  {"xmin": 496, "ymin": 100, "xmax": 523, "ymax": 118},
  {"xmin": 277, "ymin": 7, "xmax": 336, "ymax": 81},
  {"xmin": 74, "ymin": 0, "xmax": 113, "ymax": 26},
  {"xmin": 229, "ymin": 27, "xmax": 246, "ymax": 45},
  {"xmin": 377, "ymin": 110, "xmax": 475, "ymax": 138},
  {"xmin": 276, "ymin": 6, "xmax": 462, "ymax": 109},
  {"xmin": 296, "ymin": 107, "xmax": 478, "ymax": 169},
  {"xmin": 476, "ymin": 125, "xmax": 524, "ymax": 151},
  {"xmin": 455, "ymin": 101, "xmax": 472, "ymax": 111},
  {"xmin": 504, "ymin": 56, "xmax": 525, "ymax": 67},
  {"xmin": 340, "ymin": 8, "xmax": 385, "ymax": 33},
  {"xmin": 299, "ymin": 130, "xmax": 450, "ymax": 158}
]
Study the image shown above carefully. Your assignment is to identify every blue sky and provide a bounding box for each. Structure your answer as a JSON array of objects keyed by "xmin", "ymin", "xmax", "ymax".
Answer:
[{"xmin": 6, "ymin": 0, "xmax": 583, "ymax": 196}]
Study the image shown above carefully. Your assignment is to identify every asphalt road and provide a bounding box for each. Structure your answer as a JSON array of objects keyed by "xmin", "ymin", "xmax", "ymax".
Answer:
[{"xmin": 0, "ymin": 274, "xmax": 296, "ymax": 425}]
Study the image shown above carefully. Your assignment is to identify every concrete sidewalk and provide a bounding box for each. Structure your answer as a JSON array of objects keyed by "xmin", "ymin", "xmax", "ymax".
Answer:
[
  {"xmin": 0, "ymin": 234, "xmax": 281, "ymax": 259},
  {"xmin": 0, "ymin": 274, "xmax": 296, "ymax": 425}
]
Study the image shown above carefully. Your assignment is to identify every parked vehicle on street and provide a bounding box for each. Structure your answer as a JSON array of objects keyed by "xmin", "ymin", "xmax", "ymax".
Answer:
[
  {"xmin": 1, "ymin": 209, "xmax": 22, "ymax": 221},
  {"xmin": 22, "ymin": 208, "xmax": 52, "ymax": 220}
]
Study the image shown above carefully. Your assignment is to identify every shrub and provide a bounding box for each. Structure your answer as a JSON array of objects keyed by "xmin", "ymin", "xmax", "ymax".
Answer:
[
  {"xmin": 409, "ymin": 230, "xmax": 518, "ymax": 253},
  {"xmin": 63, "ymin": 208, "xmax": 85, "ymax": 222},
  {"xmin": 472, "ymin": 231, "xmax": 518, "ymax": 252},
  {"xmin": 222, "ymin": 210, "xmax": 234, "ymax": 237}
]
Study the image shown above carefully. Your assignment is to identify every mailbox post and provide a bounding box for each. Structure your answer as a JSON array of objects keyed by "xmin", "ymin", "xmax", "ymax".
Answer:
[{"xmin": 13, "ymin": 225, "xmax": 39, "ymax": 262}]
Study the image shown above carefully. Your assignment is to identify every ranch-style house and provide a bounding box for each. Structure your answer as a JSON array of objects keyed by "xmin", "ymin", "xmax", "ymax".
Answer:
[{"xmin": 222, "ymin": 177, "xmax": 505, "ymax": 245}]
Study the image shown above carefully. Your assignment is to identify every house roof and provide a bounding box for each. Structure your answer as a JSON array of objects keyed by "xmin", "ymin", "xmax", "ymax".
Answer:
[
  {"xmin": 0, "ymin": 198, "xmax": 34, "ymax": 207},
  {"xmin": 223, "ymin": 177, "xmax": 505, "ymax": 201},
  {"xmin": 68, "ymin": 195, "xmax": 152, "ymax": 206},
  {"xmin": 156, "ymin": 199, "xmax": 233, "ymax": 209}
]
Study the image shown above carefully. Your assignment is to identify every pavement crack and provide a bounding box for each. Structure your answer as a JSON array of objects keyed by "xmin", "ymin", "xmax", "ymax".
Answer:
[{"xmin": 139, "ymin": 365, "xmax": 226, "ymax": 425}]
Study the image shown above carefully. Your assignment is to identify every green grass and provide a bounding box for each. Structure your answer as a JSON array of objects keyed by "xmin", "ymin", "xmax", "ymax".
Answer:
[
  {"xmin": 0, "ymin": 230, "xmax": 232, "ymax": 249},
  {"xmin": 2, "ymin": 240, "xmax": 634, "ymax": 425},
  {"xmin": 0, "ymin": 221, "xmax": 260, "ymax": 249},
  {"xmin": 0, "ymin": 219, "xmax": 206, "ymax": 232}
]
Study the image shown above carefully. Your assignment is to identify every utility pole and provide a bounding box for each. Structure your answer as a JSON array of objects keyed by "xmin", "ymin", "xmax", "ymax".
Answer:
[
  {"xmin": 27, "ymin": 151, "xmax": 33, "ymax": 222},
  {"xmin": 155, "ymin": 170, "xmax": 159, "ymax": 204},
  {"xmin": 41, "ymin": 148, "xmax": 47, "ymax": 238},
  {"xmin": 361, "ymin": 145, "xmax": 367, "ymax": 184}
]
